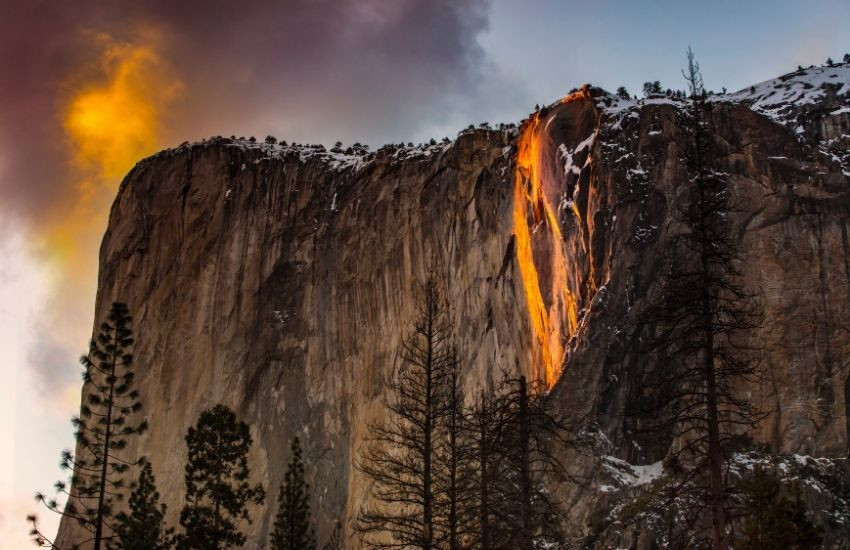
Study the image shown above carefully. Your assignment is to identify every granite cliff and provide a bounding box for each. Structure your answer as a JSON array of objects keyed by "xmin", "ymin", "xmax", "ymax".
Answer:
[{"xmin": 57, "ymin": 64, "xmax": 850, "ymax": 548}]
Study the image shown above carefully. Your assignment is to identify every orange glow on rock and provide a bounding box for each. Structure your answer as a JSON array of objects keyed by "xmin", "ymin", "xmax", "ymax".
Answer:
[{"xmin": 513, "ymin": 107, "xmax": 581, "ymax": 388}]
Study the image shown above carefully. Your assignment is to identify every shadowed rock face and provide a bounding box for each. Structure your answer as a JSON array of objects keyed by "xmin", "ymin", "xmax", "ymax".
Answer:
[{"xmin": 58, "ymin": 70, "xmax": 850, "ymax": 548}]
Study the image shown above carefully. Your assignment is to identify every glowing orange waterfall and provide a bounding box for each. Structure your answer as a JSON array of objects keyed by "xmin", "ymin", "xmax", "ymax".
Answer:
[{"xmin": 513, "ymin": 111, "xmax": 580, "ymax": 388}]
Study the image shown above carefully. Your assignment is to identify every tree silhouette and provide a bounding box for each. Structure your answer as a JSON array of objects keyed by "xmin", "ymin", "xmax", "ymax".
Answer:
[
  {"xmin": 270, "ymin": 436, "xmax": 316, "ymax": 550},
  {"xmin": 177, "ymin": 404, "xmax": 265, "ymax": 549},
  {"xmin": 33, "ymin": 302, "xmax": 147, "ymax": 550},
  {"xmin": 356, "ymin": 278, "xmax": 454, "ymax": 549},
  {"xmin": 110, "ymin": 459, "xmax": 173, "ymax": 550},
  {"xmin": 497, "ymin": 375, "xmax": 567, "ymax": 549},
  {"xmin": 629, "ymin": 48, "xmax": 764, "ymax": 550},
  {"xmin": 464, "ymin": 390, "xmax": 512, "ymax": 549},
  {"xmin": 433, "ymin": 345, "xmax": 473, "ymax": 550}
]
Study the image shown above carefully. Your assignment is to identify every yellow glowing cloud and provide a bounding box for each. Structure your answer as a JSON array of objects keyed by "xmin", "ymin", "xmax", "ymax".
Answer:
[
  {"xmin": 33, "ymin": 34, "xmax": 183, "ymax": 391},
  {"xmin": 36, "ymin": 34, "xmax": 182, "ymax": 289},
  {"xmin": 64, "ymin": 38, "xmax": 183, "ymax": 181}
]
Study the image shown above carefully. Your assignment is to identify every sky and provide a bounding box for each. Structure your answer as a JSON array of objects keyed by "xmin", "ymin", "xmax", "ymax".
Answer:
[{"xmin": 0, "ymin": 0, "xmax": 848, "ymax": 545}]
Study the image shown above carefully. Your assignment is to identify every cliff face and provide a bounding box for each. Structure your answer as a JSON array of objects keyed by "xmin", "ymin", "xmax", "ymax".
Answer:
[{"xmin": 57, "ymin": 66, "xmax": 850, "ymax": 548}]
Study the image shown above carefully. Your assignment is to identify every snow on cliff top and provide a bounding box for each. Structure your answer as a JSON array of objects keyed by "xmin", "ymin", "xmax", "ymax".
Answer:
[
  {"xmin": 724, "ymin": 63, "xmax": 850, "ymax": 124},
  {"xmin": 146, "ymin": 135, "xmax": 463, "ymax": 173},
  {"xmin": 148, "ymin": 64, "xmax": 850, "ymax": 173},
  {"xmin": 596, "ymin": 63, "xmax": 850, "ymax": 131}
]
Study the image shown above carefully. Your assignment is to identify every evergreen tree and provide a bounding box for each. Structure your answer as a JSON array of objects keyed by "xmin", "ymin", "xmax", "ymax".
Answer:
[
  {"xmin": 739, "ymin": 466, "xmax": 822, "ymax": 550},
  {"xmin": 111, "ymin": 460, "xmax": 173, "ymax": 550},
  {"xmin": 34, "ymin": 302, "xmax": 147, "ymax": 550},
  {"xmin": 629, "ymin": 47, "xmax": 764, "ymax": 550},
  {"xmin": 27, "ymin": 514, "xmax": 59, "ymax": 549},
  {"xmin": 616, "ymin": 86, "xmax": 631, "ymax": 100},
  {"xmin": 177, "ymin": 404, "xmax": 265, "ymax": 550},
  {"xmin": 270, "ymin": 436, "xmax": 316, "ymax": 550},
  {"xmin": 643, "ymin": 81, "xmax": 663, "ymax": 97}
]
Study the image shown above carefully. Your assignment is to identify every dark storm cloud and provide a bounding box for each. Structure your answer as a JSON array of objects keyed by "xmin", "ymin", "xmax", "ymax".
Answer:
[{"xmin": 0, "ymin": 0, "xmax": 525, "ymax": 224}]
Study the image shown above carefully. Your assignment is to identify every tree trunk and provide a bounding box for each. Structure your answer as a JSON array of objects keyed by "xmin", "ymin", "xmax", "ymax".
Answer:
[
  {"xmin": 479, "ymin": 421, "xmax": 490, "ymax": 550},
  {"xmin": 448, "ymin": 381, "xmax": 458, "ymax": 550},
  {"xmin": 423, "ymin": 304, "xmax": 434, "ymax": 550},
  {"xmin": 93, "ymin": 328, "xmax": 118, "ymax": 550},
  {"xmin": 694, "ymin": 97, "xmax": 727, "ymax": 550},
  {"xmin": 518, "ymin": 376, "xmax": 532, "ymax": 550},
  {"xmin": 704, "ymin": 306, "xmax": 726, "ymax": 550}
]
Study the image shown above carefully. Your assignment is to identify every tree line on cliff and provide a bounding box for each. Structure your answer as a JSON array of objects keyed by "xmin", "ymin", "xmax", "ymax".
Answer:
[{"xmin": 27, "ymin": 288, "xmax": 575, "ymax": 550}]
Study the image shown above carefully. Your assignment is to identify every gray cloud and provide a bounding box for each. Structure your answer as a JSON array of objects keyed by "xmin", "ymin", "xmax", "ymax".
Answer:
[
  {"xmin": 0, "ymin": 0, "xmax": 529, "ymax": 394},
  {"xmin": 0, "ymin": 0, "xmax": 528, "ymax": 224}
]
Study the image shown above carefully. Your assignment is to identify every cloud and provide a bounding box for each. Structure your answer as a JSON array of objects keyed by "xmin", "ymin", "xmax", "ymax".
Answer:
[
  {"xmin": 1, "ymin": 0, "xmax": 513, "ymax": 223},
  {"xmin": 0, "ymin": 0, "xmax": 519, "ymax": 394},
  {"xmin": 63, "ymin": 35, "xmax": 183, "ymax": 181},
  {"xmin": 139, "ymin": 0, "xmax": 516, "ymax": 145}
]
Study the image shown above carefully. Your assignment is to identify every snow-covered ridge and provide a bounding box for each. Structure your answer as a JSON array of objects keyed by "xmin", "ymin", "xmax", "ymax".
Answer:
[
  {"xmin": 725, "ymin": 63, "xmax": 850, "ymax": 124},
  {"xmin": 143, "ymin": 136, "xmax": 380, "ymax": 173},
  {"xmin": 135, "ymin": 64, "xmax": 849, "ymax": 183},
  {"xmin": 594, "ymin": 63, "xmax": 850, "ymax": 135},
  {"xmin": 137, "ymin": 124, "xmax": 520, "ymax": 177}
]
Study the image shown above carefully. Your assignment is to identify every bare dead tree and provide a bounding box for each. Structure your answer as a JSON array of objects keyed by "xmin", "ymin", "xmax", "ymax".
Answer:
[
  {"xmin": 355, "ymin": 278, "xmax": 454, "ymax": 550},
  {"xmin": 464, "ymin": 388, "xmax": 514, "ymax": 550},
  {"xmin": 494, "ymin": 375, "xmax": 569, "ymax": 550},
  {"xmin": 433, "ymin": 345, "xmax": 474, "ymax": 550},
  {"xmin": 628, "ymin": 48, "xmax": 764, "ymax": 550}
]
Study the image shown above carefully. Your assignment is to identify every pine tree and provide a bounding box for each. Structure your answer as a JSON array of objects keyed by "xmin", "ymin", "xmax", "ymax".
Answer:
[
  {"xmin": 355, "ymin": 277, "xmax": 454, "ymax": 549},
  {"xmin": 110, "ymin": 460, "xmax": 173, "ymax": 550},
  {"xmin": 270, "ymin": 436, "xmax": 316, "ymax": 550},
  {"xmin": 177, "ymin": 404, "xmax": 265, "ymax": 550},
  {"xmin": 739, "ymin": 466, "xmax": 822, "ymax": 550},
  {"xmin": 27, "ymin": 514, "xmax": 58, "ymax": 549},
  {"xmin": 643, "ymin": 81, "xmax": 663, "ymax": 97},
  {"xmin": 34, "ymin": 302, "xmax": 147, "ymax": 550},
  {"xmin": 629, "ymin": 48, "xmax": 764, "ymax": 550}
]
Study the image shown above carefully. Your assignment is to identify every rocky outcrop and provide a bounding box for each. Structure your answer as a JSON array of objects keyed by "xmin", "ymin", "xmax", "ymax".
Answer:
[{"xmin": 57, "ymin": 66, "xmax": 850, "ymax": 548}]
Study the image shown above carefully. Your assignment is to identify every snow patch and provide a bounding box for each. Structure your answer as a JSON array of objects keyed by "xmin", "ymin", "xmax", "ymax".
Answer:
[{"xmin": 603, "ymin": 456, "xmax": 664, "ymax": 488}]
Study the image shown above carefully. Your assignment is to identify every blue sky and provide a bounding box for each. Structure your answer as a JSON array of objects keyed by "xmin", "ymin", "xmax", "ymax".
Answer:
[{"xmin": 477, "ymin": 0, "xmax": 850, "ymax": 125}]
